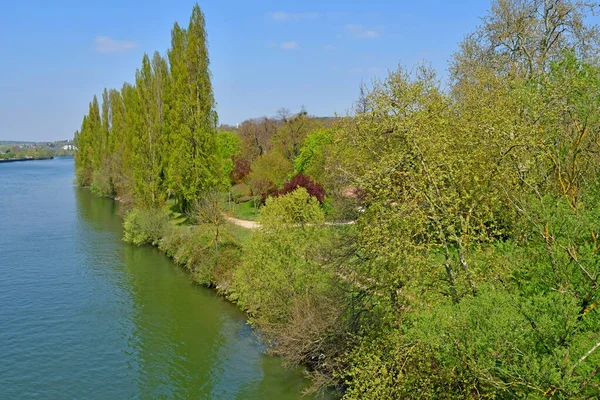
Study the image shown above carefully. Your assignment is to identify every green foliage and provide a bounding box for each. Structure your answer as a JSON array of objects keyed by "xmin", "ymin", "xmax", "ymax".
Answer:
[
  {"xmin": 166, "ymin": 5, "xmax": 220, "ymax": 210},
  {"xmin": 217, "ymin": 130, "xmax": 242, "ymax": 187},
  {"xmin": 75, "ymin": 2, "xmax": 600, "ymax": 398},
  {"xmin": 131, "ymin": 53, "xmax": 169, "ymax": 207},
  {"xmin": 233, "ymin": 200, "xmax": 258, "ymax": 221},
  {"xmin": 246, "ymin": 150, "xmax": 293, "ymax": 201},
  {"xmin": 0, "ymin": 146, "xmax": 55, "ymax": 160},
  {"xmin": 294, "ymin": 129, "xmax": 332, "ymax": 181},
  {"xmin": 74, "ymin": 4, "xmax": 219, "ymax": 211},
  {"xmin": 230, "ymin": 188, "xmax": 351, "ymax": 390},
  {"xmin": 74, "ymin": 96, "xmax": 102, "ymax": 186},
  {"xmin": 90, "ymin": 169, "xmax": 113, "ymax": 197},
  {"xmin": 331, "ymin": 44, "xmax": 600, "ymax": 399},
  {"xmin": 230, "ymin": 182, "xmax": 252, "ymax": 201},
  {"xmin": 232, "ymin": 188, "xmax": 327, "ymax": 324},
  {"xmin": 123, "ymin": 208, "xmax": 170, "ymax": 246},
  {"xmin": 272, "ymin": 108, "xmax": 320, "ymax": 162},
  {"xmin": 159, "ymin": 221, "xmax": 248, "ymax": 290}
]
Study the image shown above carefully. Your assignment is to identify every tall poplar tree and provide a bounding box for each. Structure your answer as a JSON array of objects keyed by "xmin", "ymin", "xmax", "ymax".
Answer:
[
  {"xmin": 87, "ymin": 95, "xmax": 103, "ymax": 173},
  {"xmin": 132, "ymin": 53, "xmax": 168, "ymax": 207},
  {"xmin": 74, "ymin": 96, "xmax": 101, "ymax": 186},
  {"xmin": 107, "ymin": 88, "xmax": 128, "ymax": 197},
  {"xmin": 101, "ymin": 88, "xmax": 111, "ymax": 161},
  {"xmin": 119, "ymin": 83, "xmax": 139, "ymax": 203},
  {"xmin": 74, "ymin": 114, "xmax": 92, "ymax": 185},
  {"xmin": 167, "ymin": 4, "xmax": 219, "ymax": 210}
]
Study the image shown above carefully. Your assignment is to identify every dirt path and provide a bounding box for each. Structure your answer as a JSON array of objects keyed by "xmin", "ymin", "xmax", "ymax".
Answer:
[
  {"xmin": 226, "ymin": 216, "xmax": 260, "ymax": 229},
  {"xmin": 226, "ymin": 216, "xmax": 355, "ymax": 230}
]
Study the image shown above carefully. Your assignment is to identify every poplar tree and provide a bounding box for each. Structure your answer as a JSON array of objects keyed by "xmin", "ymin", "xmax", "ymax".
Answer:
[
  {"xmin": 74, "ymin": 96, "xmax": 101, "ymax": 186},
  {"xmin": 119, "ymin": 83, "xmax": 139, "ymax": 204},
  {"xmin": 167, "ymin": 4, "xmax": 220, "ymax": 211},
  {"xmin": 87, "ymin": 95, "xmax": 103, "ymax": 173},
  {"xmin": 151, "ymin": 51, "xmax": 170, "ymax": 193},
  {"xmin": 107, "ymin": 88, "xmax": 128, "ymax": 197},
  {"xmin": 132, "ymin": 53, "xmax": 168, "ymax": 207},
  {"xmin": 74, "ymin": 114, "xmax": 92, "ymax": 185},
  {"xmin": 101, "ymin": 88, "xmax": 110, "ymax": 161}
]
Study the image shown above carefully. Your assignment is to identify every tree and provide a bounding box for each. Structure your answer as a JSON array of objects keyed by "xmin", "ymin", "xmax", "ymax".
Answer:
[
  {"xmin": 230, "ymin": 156, "xmax": 251, "ymax": 183},
  {"xmin": 233, "ymin": 188, "xmax": 327, "ymax": 324},
  {"xmin": 246, "ymin": 150, "xmax": 293, "ymax": 204},
  {"xmin": 216, "ymin": 130, "xmax": 242, "ymax": 187},
  {"xmin": 293, "ymin": 129, "xmax": 333, "ymax": 182},
  {"xmin": 278, "ymin": 174, "xmax": 326, "ymax": 204},
  {"xmin": 74, "ymin": 96, "xmax": 102, "ymax": 186},
  {"xmin": 132, "ymin": 53, "xmax": 168, "ymax": 207},
  {"xmin": 194, "ymin": 190, "xmax": 229, "ymax": 268},
  {"xmin": 451, "ymin": 0, "xmax": 600, "ymax": 83},
  {"xmin": 106, "ymin": 88, "xmax": 129, "ymax": 199},
  {"xmin": 273, "ymin": 107, "xmax": 319, "ymax": 163},
  {"xmin": 238, "ymin": 117, "xmax": 278, "ymax": 161},
  {"xmin": 166, "ymin": 4, "xmax": 220, "ymax": 211},
  {"xmin": 88, "ymin": 95, "xmax": 103, "ymax": 173}
]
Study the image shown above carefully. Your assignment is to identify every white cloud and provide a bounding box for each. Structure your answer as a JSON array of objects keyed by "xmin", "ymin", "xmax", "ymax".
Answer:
[
  {"xmin": 324, "ymin": 44, "xmax": 336, "ymax": 50},
  {"xmin": 367, "ymin": 67, "xmax": 385, "ymax": 74},
  {"xmin": 345, "ymin": 24, "xmax": 381, "ymax": 39},
  {"xmin": 271, "ymin": 11, "xmax": 289, "ymax": 21},
  {"xmin": 271, "ymin": 11, "xmax": 322, "ymax": 21},
  {"xmin": 280, "ymin": 41, "xmax": 298, "ymax": 50},
  {"xmin": 95, "ymin": 36, "xmax": 136, "ymax": 53}
]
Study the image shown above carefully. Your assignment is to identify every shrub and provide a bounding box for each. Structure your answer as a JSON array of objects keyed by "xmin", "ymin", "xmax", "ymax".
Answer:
[
  {"xmin": 123, "ymin": 208, "xmax": 170, "ymax": 246},
  {"xmin": 277, "ymin": 173, "xmax": 326, "ymax": 203},
  {"xmin": 230, "ymin": 156, "xmax": 251, "ymax": 183},
  {"xmin": 90, "ymin": 169, "xmax": 113, "ymax": 197}
]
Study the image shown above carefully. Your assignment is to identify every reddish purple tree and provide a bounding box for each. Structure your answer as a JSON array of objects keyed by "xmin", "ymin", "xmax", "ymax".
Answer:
[
  {"xmin": 277, "ymin": 174, "xmax": 326, "ymax": 203},
  {"xmin": 230, "ymin": 156, "xmax": 251, "ymax": 183}
]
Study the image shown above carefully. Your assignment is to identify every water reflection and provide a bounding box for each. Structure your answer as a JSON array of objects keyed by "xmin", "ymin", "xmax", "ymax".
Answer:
[{"xmin": 74, "ymin": 187, "xmax": 312, "ymax": 399}]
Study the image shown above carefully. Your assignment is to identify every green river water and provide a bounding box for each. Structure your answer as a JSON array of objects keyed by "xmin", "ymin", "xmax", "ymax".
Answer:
[{"xmin": 0, "ymin": 157, "xmax": 314, "ymax": 399}]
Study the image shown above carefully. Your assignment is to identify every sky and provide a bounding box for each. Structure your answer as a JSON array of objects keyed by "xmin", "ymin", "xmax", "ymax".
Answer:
[{"xmin": 0, "ymin": 0, "xmax": 519, "ymax": 141}]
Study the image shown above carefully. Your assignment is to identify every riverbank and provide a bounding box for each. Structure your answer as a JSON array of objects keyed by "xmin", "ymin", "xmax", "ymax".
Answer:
[
  {"xmin": 0, "ymin": 156, "xmax": 54, "ymax": 163},
  {"xmin": 0, "ymin": 157, "xmax": 316, "ymax": 399},
  {"xmin": 117, "ymin": 194, "xmax": 348, "ymax": 398}
]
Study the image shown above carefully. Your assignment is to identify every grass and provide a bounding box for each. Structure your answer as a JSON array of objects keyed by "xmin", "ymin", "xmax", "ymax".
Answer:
[
  {"xmin": 233, "ymin": 200, "xmax": 260, "ymax": 221},
  {"xmin": 225, "ymin": 221, "xmax": 254, "ymax": 244},
  {"xmin": 231, "ymin": 183, "xmax": 251, "ymax": 197}
]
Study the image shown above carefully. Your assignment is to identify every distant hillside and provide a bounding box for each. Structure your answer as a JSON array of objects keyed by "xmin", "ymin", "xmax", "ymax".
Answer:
[
  {"xmin": 0, "ymin": 139, "xmax": 73, "ymax": 147},
  {"xmin": 0, "ymin": 140, "xmax": 76, "ymax": 158}
]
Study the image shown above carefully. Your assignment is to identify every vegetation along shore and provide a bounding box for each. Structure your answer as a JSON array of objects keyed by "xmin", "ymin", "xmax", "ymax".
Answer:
[
  {"xmin": 0, "ymin": 157, "xmax": 53, "ymax": 163},
  {"xmin": 74, "ymin": 1, "xmax": 600, "ymax": 398},
  {"xmin": 0, "ymin": 140, "xmax": 74, "ymax": 162}
]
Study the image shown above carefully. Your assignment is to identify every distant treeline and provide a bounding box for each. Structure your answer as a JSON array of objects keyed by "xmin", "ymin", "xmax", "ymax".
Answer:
[
  {"xmin": 0, "ymin": 147, "xmax": 53, "ymax": 160},
  {"xmin": 0, "ymin": 141, "xmax": 74, "ymax": 160}
]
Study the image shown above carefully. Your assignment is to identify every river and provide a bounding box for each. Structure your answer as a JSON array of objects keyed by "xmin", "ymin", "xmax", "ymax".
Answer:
[{"xmin": 0, "ymin": 157, "xmax": 313, "ymax": 399}]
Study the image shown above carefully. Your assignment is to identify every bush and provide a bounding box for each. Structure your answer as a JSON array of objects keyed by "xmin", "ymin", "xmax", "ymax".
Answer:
[
  {"xmin": 123, "ymin": 208, "xmax": 170, "ymax": 246},
  {"xmin": 277, "ymin": 173, "xmax": 326, "ymax": 203},
  {"xmin": 247, "ymin": 150, "xmax": 293, "ymax": 203},
  {"xmin": 232, "ymin": 189, "xmax": 327, "ymax": 320},
  {"xmin": 230, "ymin": 156, "xmax": 251, "ymax": 183},
  {"xmin": 90, "ymin": 169, "xmax": 113, "ymax": 197}
]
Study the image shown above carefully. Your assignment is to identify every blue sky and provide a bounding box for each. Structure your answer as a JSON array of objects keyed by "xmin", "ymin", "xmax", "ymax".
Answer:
[{"xmin": 0, "ymin": 1, "xmax": 526, "ymax": 141}]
